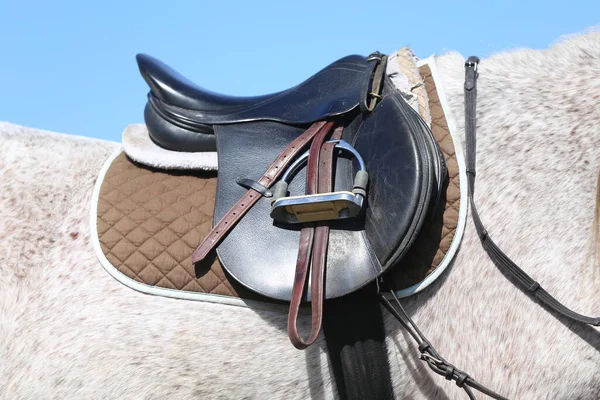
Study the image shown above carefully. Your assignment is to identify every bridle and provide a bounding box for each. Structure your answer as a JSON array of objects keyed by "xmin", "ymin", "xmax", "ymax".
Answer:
[
  {"xmin": 463, "ymin": 56, "xmax": 600, "ymax": 327},
  {"xmin": 377, "ymin": 56, "xmax": 600, "ymax": 400}
]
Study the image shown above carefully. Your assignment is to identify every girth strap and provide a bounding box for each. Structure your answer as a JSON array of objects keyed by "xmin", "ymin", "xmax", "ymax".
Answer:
[
  {"xmin": 464, "ymin": 56, "xmax": 600, "ymax": 327},
  {"xmin": 324, "ymin": 286, "xmax": 394, "ymax": 400},
  {"xmin": 191, "ymin": 121, "xmax": 334, "ymax": 264},
  {"xmin": 288, "ymin": 126, "xmax": 343, "ymax": 349}
]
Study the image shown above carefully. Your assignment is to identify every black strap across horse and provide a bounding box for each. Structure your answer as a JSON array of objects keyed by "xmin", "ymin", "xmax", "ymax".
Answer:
[{"xmin": 464, "ymin": 56, "xmax": 600, "ymax": 326}]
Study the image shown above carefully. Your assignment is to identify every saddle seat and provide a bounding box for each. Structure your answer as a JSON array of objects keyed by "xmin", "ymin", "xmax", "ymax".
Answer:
[{"xmin": 138, "ymin": 53, "xmax": 377, "ymax": 152}]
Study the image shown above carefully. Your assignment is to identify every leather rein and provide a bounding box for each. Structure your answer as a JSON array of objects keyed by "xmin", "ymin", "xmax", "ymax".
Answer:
[{"xmin": 463, "ymin": 57, "xmax": 600, "ymax": 327}]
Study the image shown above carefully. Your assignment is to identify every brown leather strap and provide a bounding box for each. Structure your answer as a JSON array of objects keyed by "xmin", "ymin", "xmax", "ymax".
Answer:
[
  {"xmin": 287, "ymin": 126, "xmax": 343, "ymax": 349},
  {"xmin": 364, "ymin": 53, "xmax": 387, "ymax": 112},
  {"xmin": 191, "ymin": 121, "xmax": 334, "ymax": 264},
  {"xmin": 287, "ymin": 226, "xmax": 317, "ymax": 349}
]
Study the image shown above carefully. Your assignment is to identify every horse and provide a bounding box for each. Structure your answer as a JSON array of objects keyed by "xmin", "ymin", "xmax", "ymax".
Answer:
[{"xmin": 1, "ymin": 29, "xmax": 600, "ymax": 399}]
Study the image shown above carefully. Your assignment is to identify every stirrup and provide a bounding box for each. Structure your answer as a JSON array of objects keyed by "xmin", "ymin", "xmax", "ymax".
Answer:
[{"xmin": 270, "ymin": 140, "xmax": 368, "ymax": 224}]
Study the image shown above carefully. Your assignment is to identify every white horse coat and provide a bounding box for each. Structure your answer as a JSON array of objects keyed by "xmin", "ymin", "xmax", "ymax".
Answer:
[{"xmin": 1, "ymin": 31, "xmax": 600, "ymax": 399}]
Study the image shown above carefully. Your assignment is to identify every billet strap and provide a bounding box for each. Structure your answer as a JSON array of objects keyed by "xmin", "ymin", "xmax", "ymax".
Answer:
[
  {"xmin": 464, "ymin": 56, "xmax": 600, "ymax": 327},
  {"xmin": 361, "ymin": 52, "xmax": 387, "ymax": 113},
  {"xmin": 191, "ymin": 121, "xmax": 334, "ymax": 264},
  {"xmin": 288, "ymin": 126, "xmax": 343, "ymax": 349}
]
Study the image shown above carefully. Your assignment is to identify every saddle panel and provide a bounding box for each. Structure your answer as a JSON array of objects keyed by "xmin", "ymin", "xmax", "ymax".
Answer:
[
  {"xmin": 144, "ymin": 102, "xmax": 217, "ymax": 152},
  {"xmin": 139, "ymin": 54, "xmax": 376, "ymax": 152},
  {"xmin": 212, "ymin": 78, "xmax": 445, "ymax": 301}
]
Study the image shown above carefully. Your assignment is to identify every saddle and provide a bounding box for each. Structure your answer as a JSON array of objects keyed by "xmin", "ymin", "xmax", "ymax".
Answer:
[{"xmin": 137, "ymin": 52, "xmax": 446, "ymax": 349}]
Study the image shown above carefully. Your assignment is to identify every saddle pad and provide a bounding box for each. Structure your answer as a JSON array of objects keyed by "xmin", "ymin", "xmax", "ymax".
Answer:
[
  {"xmin": 122, "ymin": 123, "xmax": 218, "ymax": 171},
  {"xmin": 91, "ymin": 54, "xmax": 466, "ymax": 306}
]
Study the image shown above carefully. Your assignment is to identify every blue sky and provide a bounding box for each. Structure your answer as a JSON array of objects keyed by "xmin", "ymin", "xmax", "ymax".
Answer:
[{"xmin": 1, "ymin": 1, "xmax": 598, "ymax": 142}]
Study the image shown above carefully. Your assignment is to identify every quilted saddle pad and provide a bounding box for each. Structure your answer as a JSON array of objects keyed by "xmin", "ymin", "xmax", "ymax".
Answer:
[{"xmin": 90, "ymin": 54, "xmax": 466, "ymax": 308}]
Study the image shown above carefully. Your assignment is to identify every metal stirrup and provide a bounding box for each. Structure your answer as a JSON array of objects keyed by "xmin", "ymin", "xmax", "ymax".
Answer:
[{"xmin": 270, "ymin": 140, "xmax": 369, "ymax": 224}]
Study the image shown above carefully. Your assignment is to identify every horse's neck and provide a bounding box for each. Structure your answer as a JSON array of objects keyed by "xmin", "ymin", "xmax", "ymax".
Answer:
[{"xmin": 436, "ymin": 35, "xmax": 600, "ymax": 310}]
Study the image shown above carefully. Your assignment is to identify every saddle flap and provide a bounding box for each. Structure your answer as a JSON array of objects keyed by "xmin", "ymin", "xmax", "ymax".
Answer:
[{"xmin": 212, "ymin": 77, "xmax": 444, "ymax": 301}]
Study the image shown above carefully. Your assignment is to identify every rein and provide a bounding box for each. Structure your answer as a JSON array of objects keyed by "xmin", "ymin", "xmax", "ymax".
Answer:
[{"xmin": 463, "ymin": 57, "xmax": 600, "ymax": 327}]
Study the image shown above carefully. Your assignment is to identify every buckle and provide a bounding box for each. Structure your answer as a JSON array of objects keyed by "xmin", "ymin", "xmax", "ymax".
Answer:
[
  {"xmin": 465, "ymin": 56, "xmax": 480, "ymax": 72},
  {"xmin": 367, "ymin": 51, "xmax": 383, "ymax": 62}
]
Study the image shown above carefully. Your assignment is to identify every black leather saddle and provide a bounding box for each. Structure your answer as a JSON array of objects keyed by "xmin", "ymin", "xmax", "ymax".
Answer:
[{"xmin": 137, "ymin": 52, "xmax": 447, "ymax": 347}]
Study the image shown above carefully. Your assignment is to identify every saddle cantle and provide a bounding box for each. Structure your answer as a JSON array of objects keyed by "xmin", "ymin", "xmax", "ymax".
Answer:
[{"xmin": 137, "ymin": 52, "xmax": 447, "ymax": 348}]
